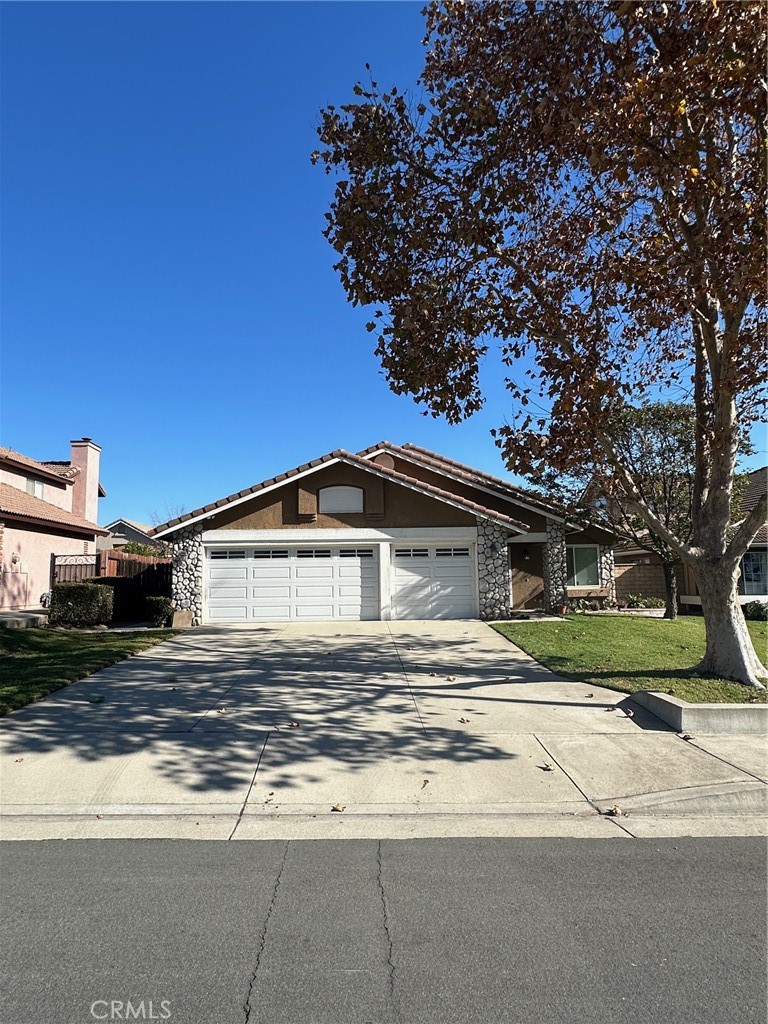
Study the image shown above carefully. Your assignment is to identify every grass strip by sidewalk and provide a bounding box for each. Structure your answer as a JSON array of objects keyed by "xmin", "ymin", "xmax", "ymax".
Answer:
[
  {"xmin": 493, "ymin": 614, "xmax": 768, "ymax": 704},
  {"xmin": 0, "ymin": 628, "xmax": 177, "ymax": 715}
]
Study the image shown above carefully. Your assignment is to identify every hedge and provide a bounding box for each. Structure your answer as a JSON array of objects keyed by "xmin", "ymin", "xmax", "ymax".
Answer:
[
  {"xmin": 145, "ymin": 595, "xmax": 174, "ymax": 627},
  {"xmin": 49, "ymin": 582, "xmax": 114, "ymax": 627}
]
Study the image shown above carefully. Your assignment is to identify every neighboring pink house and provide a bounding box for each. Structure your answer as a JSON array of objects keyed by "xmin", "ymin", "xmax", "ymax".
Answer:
[{"xmin": 0, "ymin": 438, "xmax": 108, "ymax": 611}]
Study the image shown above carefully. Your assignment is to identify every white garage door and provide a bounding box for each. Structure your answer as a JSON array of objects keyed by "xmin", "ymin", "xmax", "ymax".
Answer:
[
  {"xmin": 205, "ymin": 547, "xmax": 379, "ymax": 622},
  {"xmin": 392, "ymin": 546, "xmax": 476, "ymax": 619}
]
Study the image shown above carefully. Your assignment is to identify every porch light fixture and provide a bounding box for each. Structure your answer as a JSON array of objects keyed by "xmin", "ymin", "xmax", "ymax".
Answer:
[
  {"xmin": 490, "ymin": 541, "xmax": 500, "ymax": 554},
  {"xmin": 522, "ymin": 547, "xmax": 530, "ymax": 561}
]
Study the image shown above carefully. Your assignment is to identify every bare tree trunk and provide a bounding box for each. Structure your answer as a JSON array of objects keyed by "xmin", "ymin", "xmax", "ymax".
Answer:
[
  {"xmin": 696, "ymin": 563, "xmax": 767, "ymax": 688},
  {"xmin": 661, "ymin": 560, "xmax": 678, "ymax": 620}
]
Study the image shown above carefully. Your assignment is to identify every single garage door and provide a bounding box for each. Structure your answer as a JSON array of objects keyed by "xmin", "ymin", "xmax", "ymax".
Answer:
[
  {"xmin": 392, "ymin": 545, "xmax": 476, "ymax": 619},
  {"xmin": 205, "ymin": 547, "xmax": 379, "ymax": 622}
]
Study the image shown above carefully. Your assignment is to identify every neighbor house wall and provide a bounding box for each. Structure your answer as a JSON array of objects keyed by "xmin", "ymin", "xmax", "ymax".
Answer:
[
  {"xmin": 0, "ymin": 525, "xmax": 86, "ymax": 610},
  {"xmin": 0, "ymin": 464, "xmax": 72, "ymax": 513}
]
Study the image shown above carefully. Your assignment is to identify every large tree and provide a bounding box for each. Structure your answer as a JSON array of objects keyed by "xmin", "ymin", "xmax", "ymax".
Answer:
[{"xmin": 313, "ymin": 0, "xmax": 767, "ymax": 686}]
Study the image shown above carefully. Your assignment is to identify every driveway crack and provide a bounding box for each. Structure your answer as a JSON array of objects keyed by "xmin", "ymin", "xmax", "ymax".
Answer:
[
  {"xmin": 229, "ymin": 731, "xmax": 271, "ymax": 840},
  {"xmin": 386, "ymin": 623, "xmax": 428, "ymax": 734},
  {"xmin": 243, "ymin": 840, "xmax": 289, "ymax": 1024},
  {"xmin": 377, "ymin": 839, "xmax": 396, "ymax": 1000}
]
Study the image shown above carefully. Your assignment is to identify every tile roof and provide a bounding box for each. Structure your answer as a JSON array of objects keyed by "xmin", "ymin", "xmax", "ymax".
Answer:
[
  {"xmin": 734, "ymin": 467, "xmax": 767, "ymax": 546},
  {"xmin": 151, "ymin": 447, "xmax": 531, "ymax": 536},
  {"xmin": 360, "ymin": 440, "xmax": 564, "ymax": 513},
  {"xmin": 0, "ymin": 447, "xmax": 77, "ymax": 485},
  {"xmin": 0, "ymin": 483, "xmax": 108, "ymax": 535}
]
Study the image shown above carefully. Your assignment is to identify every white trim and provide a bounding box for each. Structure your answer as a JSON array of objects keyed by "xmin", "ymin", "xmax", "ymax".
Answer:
[
  {"xmin": 202, "ymin": 526, "xmax": 477, "ymax": 543},
  {"xmin": 509, "ymin": 532, "xmax": 547, "ymax": 544},
  {"xmin": 681, "ymin": 594, "xmax": 768, "ymax": 606}
]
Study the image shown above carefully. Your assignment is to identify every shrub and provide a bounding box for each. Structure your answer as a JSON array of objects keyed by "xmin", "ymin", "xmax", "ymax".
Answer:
[
  {"xmin": 49, "ymin": 582, "xmax": 113, "ymax": 627},
  {"xmin": 121, "ymin": 541, "xmax": 165, "ymax": 557},
  {"xmin": 145, "ymin": 595, "xmax": 174, "ymax": 627},
  {"xmin": 743, "ymin": 600, "xmax": 768, "ymax": 622},
  {"xmin": 625, "ymin": 594, "xmax": 666, "ymax": 609},
  {"xmin": 87, "ymin": 577, "xmax": 144, "ymax": 621}
]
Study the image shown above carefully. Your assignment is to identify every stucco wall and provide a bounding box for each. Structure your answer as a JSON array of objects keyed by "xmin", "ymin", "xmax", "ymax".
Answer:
[
  {"xmin": 207, "ymin": 465, "xmax": 476, "ymax": 532},
  {"xmin": 0, "ymin": 525, "xmax": 86, "ymax": 610},
  {"xmin": 0, "ymin": 465, "xmax": 72, "ymax": 512}
]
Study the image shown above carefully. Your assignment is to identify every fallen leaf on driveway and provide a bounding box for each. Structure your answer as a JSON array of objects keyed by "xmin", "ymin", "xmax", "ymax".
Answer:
[
  {"xmin": 429, "ymin": 672, "xmax": 437, "ymax": 677},
  {"xmin": 14, "ymin": 758, "xmax": 23, "ymax": 763},
  {"xmin": 88, "ymin": 696, "xmax": 104, "ymax": 704},
  {"xmin": 331, "ymin": 803, "xmax": 346, "ymax": 812},
  {"xmin": 680, "ymin": 733, "xmax": 695, "ymax": 741},
  {"xmin": 288, "ymin": 721, "xmax": 301, "ymax": 728},
  {"xmin": 584, "ymin": 693, "xmax": 594, "ymax": 698},
  {"xmin": 458, "ymin": 717, "xmax": 470, "ymax": 724},
  {"xmin": 602, "ymin": 804, "xmax": 626, "ymax": 816},
  {"xmin": 446, "ymin": 676, "xmax": 456, "ymax": 681},
  {"xmin": 625, "ymin": 709, "xmax": 635, "ymax": 718},
  {"xmin": 605, "ymin": 706, "xmax": 616, "ymax": 712},
  {"xmin": 539, "ymin": 763, "xmax": 555, "ymax": 772},
  {"xmin": 216, "ymin": 708, "xmax": 228, "ymax": 715},
  {"xmin": 421, "ymin": 779, "xmax": 430, "ymax": 789}
]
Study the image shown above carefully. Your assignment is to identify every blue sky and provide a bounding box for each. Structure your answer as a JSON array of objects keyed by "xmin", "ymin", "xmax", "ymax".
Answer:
[{"xmin": 1, "ymin": 3, "xmax": 762, "ymax": 528}]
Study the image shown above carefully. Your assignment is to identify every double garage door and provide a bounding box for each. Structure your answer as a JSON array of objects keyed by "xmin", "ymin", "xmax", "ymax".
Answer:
[{"xmin": 205, "ymin": 544, "xmax": 475, "ymax": 622}]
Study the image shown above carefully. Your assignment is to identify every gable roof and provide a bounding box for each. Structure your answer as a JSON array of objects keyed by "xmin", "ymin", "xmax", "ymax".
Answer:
[
  {"xmin": 738, "ymin": 466, "xmax": 767, "ymax": 545},
  {"xmin": 360, "ymin": 440, "xmax": 574, "ymax": 523},
  {"xmin": 106, "ymin": 518, "xmax": 153, "ymax": 535},
  {"xmin": 0, "ymin": 483, "xmax": 108, "ymax": 536},
  {"xmin": 150, "ymin": 446, "xmax": 532, "ymax": 538}
]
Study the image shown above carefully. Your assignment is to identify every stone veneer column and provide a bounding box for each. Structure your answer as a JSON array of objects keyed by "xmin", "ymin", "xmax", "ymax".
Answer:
[
  {"xmin": 543, "ymin": 521, "xmax": 568, "ymax": 609},
  {"xmin": 476, "ymin": 518, "xmax": 512, "ymax": 620},
  {"xmin": 599, "ymin": 545, "xmax": 616, "ymax": 601},
  {"xmin": 171, "ymin": 526, "xmax": 204, "ymax": 626}
]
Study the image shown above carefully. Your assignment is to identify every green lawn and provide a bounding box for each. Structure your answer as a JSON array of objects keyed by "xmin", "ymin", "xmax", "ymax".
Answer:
[
  {"xmin": 0, "ymin": 628, "xmax": 177, "ymax": 715},
  {"xmin": 493, "ymin": 615, "xmax": 768, "ymax": 704}
]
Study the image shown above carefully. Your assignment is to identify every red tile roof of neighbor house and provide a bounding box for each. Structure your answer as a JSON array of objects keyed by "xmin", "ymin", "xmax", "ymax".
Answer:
[
  {"xmin": 0, "ymin": 446, "xmax": 78, "ymax": 485},
  {"xmin": 0, "ymin": 483, "xmax": 108, "ymax": 536},
  {"xmin": 150, "ymin": 446, "xmax": 533, "ymax": 537}
]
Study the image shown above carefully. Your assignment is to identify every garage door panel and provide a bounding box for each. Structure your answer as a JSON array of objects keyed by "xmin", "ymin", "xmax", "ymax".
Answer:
[
  {"xmin": 393, "ymin": 546, "xmax": 476, "ymax": 619},
  {"xmin": 209, "ymin": 566, "xmax": 248, "ymax": 580},
  {"xmin": 205, "ymin": 547, "xmax": 380, "ymax": 623},
  {"xmin": 250, "ymin": 585, "xmax": 291, "ymax": 600},
  {"xmin": 209, "ymin": 585, "xmax": 248, "ymax": 600}
]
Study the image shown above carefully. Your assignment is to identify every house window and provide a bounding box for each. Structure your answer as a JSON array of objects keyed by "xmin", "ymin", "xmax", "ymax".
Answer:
[
  {"xmin": 318, "ymin": 486, "xmax": 364, "ymax": 513},
  {"xmin": 26, "ymin": 477, "xmax": 44, "ymax": 499},
  {"xmin": 739, "ymin": 550, "xmax": 767, "ymax": 596},
  {"xmin": 566, "ymin": 545, "xmax": 599, "ymax": 587}
]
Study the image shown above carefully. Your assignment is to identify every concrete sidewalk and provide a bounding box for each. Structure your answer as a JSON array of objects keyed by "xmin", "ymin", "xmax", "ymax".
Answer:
[{"xmin": 1, "ymin": 621, "xmax": 765, "ymax": 840}]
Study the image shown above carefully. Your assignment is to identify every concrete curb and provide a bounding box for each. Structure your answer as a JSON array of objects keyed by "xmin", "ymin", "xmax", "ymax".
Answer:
[{"xmin": 631, "ymin": 690, "xmax": 768, "ymax": 734}]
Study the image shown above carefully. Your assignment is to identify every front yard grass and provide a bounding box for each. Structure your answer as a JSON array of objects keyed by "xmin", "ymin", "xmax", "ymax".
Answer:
[
  {"xmin": 0, "ymin": 628, "xmax": 177, "ymax": 715},
  {"xmin": 493, "ymin": 615, "xmax": 768, "ymax": 704}
]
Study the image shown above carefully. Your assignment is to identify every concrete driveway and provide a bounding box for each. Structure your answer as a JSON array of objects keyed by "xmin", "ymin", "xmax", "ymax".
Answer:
[{"xmin": 1, "ymin": 621, "xmax": 765, "ymax": 839}]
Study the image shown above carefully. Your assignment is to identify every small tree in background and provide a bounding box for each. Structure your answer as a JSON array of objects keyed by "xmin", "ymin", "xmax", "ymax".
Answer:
[{"xmin": 314, "ymin": 1, "xmax": 767, "ymax": 685}]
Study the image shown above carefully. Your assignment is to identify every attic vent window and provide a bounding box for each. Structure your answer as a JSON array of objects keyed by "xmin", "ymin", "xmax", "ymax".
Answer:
[{"xmin": 318, "ymin": 486, "xmax": 364, "ymax": 513}]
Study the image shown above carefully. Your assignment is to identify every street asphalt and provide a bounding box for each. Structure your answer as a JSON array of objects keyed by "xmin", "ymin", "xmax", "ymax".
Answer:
[
  {"xmin": 1, "ymin": 622, "xmax": 766, "ymax": 840},
  {"xmin": 1, "ymin": 837, "xmax": 765, "ymax": 1024}
]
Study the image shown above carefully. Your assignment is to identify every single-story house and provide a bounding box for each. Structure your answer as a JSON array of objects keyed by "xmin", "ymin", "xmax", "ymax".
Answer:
[
  {"xmin": 97, "ymin": 518, "xmax": 157, "ymax": 552},
  {"xmin": 679, "ymin": 466, "xmax": 767, "ymax": 608},
  {"xmin": 0, "ymin": 438, "xmax": 108, "ymax": 610},
  {"xmin": 150, "ymin": 441, "xmax": 617, "ymax": 626}
]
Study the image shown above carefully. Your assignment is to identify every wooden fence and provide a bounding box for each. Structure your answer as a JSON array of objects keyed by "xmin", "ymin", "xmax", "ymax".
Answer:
[{"xmin": 51, "ymin": 550, "xmax": 172, "ymax": 597}]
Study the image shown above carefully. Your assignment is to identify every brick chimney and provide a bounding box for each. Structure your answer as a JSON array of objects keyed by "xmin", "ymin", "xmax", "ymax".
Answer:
[{"xmin": 70, "ymin": 438, "xmax": 101, "ymax": 523}]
